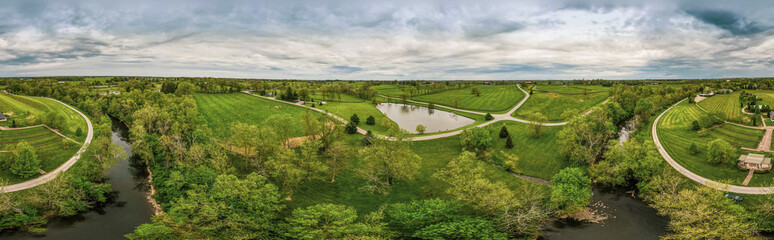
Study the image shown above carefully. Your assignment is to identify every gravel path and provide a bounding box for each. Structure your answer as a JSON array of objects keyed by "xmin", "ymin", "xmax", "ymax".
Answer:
[
  {"xmin": 1, "ymin": 97, "xmax": 94, "ymax": 193},
  {"xmin": 652, "ymin": 99, "xmax": 774, "ymax": 194}
]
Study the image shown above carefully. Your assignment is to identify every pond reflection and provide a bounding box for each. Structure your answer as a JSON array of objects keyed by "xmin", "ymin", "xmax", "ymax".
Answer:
[{"xmin": 375, "ymin": 103, "xmax": 475, "ymax": 133}]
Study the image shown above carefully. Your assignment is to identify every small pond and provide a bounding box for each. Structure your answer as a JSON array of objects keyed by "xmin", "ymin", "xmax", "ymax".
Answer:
[{"xmin": 374, "ymin": 103, "xmax": 475, "ymax": 133}]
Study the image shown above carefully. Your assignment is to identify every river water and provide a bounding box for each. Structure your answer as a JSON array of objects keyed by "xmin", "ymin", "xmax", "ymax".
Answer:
[
  {"xmin": 374, "ymin": 103, "xmax": 475, "ymax": 133},
  {"xmin": 3, "ymin": 117, "xmax": 154, "ymax": 240}
]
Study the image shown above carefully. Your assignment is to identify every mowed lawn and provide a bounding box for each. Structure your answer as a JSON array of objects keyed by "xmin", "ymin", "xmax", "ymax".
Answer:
[
  {"xmin": 657, "ymin": 101, "xmax": 772, "ymax": 186},
  {"xmin": 411, "ymin": 85, "xmax": 526, "ymax": 113},
  {"xmin": 697, "ymin": 94, "xmax": 751, "ymax": 125},
  {"xmin": 0, "ymin": 126, "xmax": 80, "ymax": 184},
  {"xmin": 514, "ymin": 85, "xmax": 610, "ymax": 122},
  {"xmin": 286, "ymin": 134, "xmax": 549, "ymax": 214},
  {"xmin": 194, "ymin": 93, "xmax": 315, "ymax": 139},
  {"xmin": 0, "ymin": 94, "xmax": 88, "ymax": 142},
  {"xmin": 488, "ymin": 121, "xmax": 568, "ymax": 180}
]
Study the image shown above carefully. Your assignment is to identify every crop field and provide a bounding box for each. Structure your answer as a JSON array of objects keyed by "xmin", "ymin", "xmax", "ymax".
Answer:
[
  {"xmin": 410, "ymin": 85, "xmax": 526, "ymax": 113},
  {"xmin": 657, "ymin": 102, "xmax": 772, "ymax": 186},
  {"xmin": 487, "ymin": 121, "xmax": 568, "ymax": 180},
  {"xmin": 0, "ymin": 94, "xmax": 88, "ymax": 142},
  {"xmin": 514, "ymin": 85, "xmax": 610, "ymax": 122},
  {"xmin": 287, "ymin": 134, "xmax": 549, "ymax": 213},
  {"xmin": 194, "ymin": 93, "xmax": 315, "ymax": 139},
  {"xmin": 0, "ymin": 126, "xmax": 80, "ymax": 184},
  {"xmin": 696, "ymin": 94, "xmax": 750, "ymax": 125}
]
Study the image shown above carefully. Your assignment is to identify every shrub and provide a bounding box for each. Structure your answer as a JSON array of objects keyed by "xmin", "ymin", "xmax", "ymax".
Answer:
[
  {"xmin": 76, "ymin": 127, "xmax": 83, "ymax": 137},
  {"xmin": 499, "ymin": 125, "xmax": 509, "ymax": 138},
  {"xmin": 691, "ymin": 120, "xmax": 701, "ymax": 131},
  {"xmin": 350, "ymin": 114, "xmax": 360, "ymax": 125},
  {"xmin": 363, "ymin": 130, "xmax": 374, "ymax": 146},
  {"xmin": 707, "ymin": 139, "xmax": 735, "ymax": 164},
  {"xmin": 485, "ymin": 113, "xmax": 494, "ymax": 121},
  {"xmin": 366, "ymin": 116, "xmax": 376, "ymax": 125},
  {"xmin": 689, "ymin": 142, "xmax": 699, "ymax": 155},
  {"xmin": 416, "ymin": 124, "xmax": 426, "ymax": 134},
  {"xmin": 505, "ymin": 135, "xmax": 513, "ymax": 149},
  {"xmin": 345, "ymin": 122, "xmax": 358, "ymax": 134}
]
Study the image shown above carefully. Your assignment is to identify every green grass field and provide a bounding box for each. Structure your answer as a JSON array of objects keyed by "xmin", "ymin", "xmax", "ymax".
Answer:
[
  {"xmin": 311, "ymin": 100, "xmax": 397, "ymax": 136},
  {"xmin": 488, "ymin": 121, "xmax": 569, "ymax": 180},
  {"xmin": 696, "ymin": 94, "xmax": 751, "ymax": 125},
  {"xmin": 370, "ymin": 85, "xmax": 407, "ymax": 98},
  {"xmin": 194, "ymin": 93, "xmax": 316, "ymax": 139},
  {"xmin": 514, "ymin": 85, "xmax": 610, "ymax": 122},
  {"xmin": 657, "ymin": 101, "xmax": 772, "ymax": 186},
  {"xmin": 0, "ymin": 126, "xmax": 81, "ymax": 184},
  {"xmin": 409, "ymin": 85, "xmax": 526, "ymax": 113},
  {"xmin": 0, "ymin": 94, "xmax": 88, "ymax": 142},
  {"xmin": 287, "ymin": 134, "xmax": 549, "ymax": 214}
]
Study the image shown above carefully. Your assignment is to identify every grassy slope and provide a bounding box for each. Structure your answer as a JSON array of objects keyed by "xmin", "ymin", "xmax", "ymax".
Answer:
[
  {"xmin": 0, "ymin": 128, "xmax": 81, "ymax": 184},
  {"xmin": 657, "ymin": 101, "xmax": 772, "ymax": 186},
  {"xmin": 0, "ymin": 94, "xmax": 88, "ymax": 142},
  {"xmin": 488, "ymin": 121, "xmax": 569, "ymax": 180},
  {"xmin": 697, "ymin": 94, "xmax": 751, "ymax": 125},
  {"xmin": 287, "ymin": 134, "xmax": 549, "ymax": 214},
  {"xmin": 194, "ymin": 93, "xmax": 313, "ymax": 139},
  {"xmin": 411, "ymin": 85, "xmax": 526, "ymax": 113},
  {"xmin": 514, "ymin": 85, "xmax": 610, "ymax": 122}
]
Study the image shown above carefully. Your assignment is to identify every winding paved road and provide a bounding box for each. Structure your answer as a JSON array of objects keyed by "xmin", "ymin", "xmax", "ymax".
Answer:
[
  {"xmin": 0, "ymin": 97, "xmax": 94, "ymax": 193},
  {"xmin": 244, "ymin": 85, "xmax": 609, "ymax": 141},
  {"xmin": 652, "ymin": 99, "xmax": 774, "ymax": 194}
]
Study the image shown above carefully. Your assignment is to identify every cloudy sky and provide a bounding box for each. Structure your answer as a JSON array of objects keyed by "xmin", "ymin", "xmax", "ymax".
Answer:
[{"xmin": 1, "ymin": 0, "xmax": 773, "ymax": 79}]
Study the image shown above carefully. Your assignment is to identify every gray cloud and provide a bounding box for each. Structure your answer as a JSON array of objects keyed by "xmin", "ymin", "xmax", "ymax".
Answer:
[{"xmin": 1, "ymin": 0, "xmax": 774, "ymax": 79}]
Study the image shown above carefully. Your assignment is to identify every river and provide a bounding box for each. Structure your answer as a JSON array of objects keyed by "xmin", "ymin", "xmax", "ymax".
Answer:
[{"xmin": 2, "ymin": 117, "xmax": 154, "ymax": 240}]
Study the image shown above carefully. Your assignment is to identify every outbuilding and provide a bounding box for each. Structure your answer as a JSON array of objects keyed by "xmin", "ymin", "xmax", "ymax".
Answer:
[
  {"xmin": 738, "ymin": 153, "xmax": 772, "ymax": 171},
  {"xmin": 0, "ymin": 112, "xmax": 6, "ymax": 121}
]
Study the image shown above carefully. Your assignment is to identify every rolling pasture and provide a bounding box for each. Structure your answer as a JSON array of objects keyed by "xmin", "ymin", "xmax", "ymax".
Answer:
[
  {"xmin": 514, "ymin": 85, "xmax": 610, "ymax": 122},
  {"xmin": 696, "ymin": 94, "xmax": 750, "ymax": 125},
  {"xmin": 657, "ymin": 102, "xmax": 772, "ymax": 186},
  {"xmin": 0, "ymin": 126, "xmax": 80, "ymax": 184},
  {"xmin": 194, "ymin": 93, "xmax": 314, "ymax": 139},
  {"xmin": 410, "ymin": 85, "xmax": 526, "ymax": 113},
  {"xmin": 489, "ymin": 121, "xmax": 568, "ymax": 180},
  {"xmin": 0, "ymin": 94, "xmax": 88, "ymax": 142}
]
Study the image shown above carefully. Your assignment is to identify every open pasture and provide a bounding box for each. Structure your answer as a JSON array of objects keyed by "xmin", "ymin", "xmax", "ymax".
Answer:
[
  {"xmin": 488, "ymin": 121, "xmax": 568, "ymax": 180},
  {"xmin": 514, "ymin": 85, "xmax": 610, "ymax": 122},
  {"xmin": 0, "ymin": 94, "xmax": 88, "ymax": 142},
  {"xmin": 194, "ymin": 93, "xmax": 315, "ymax": 139},
  {"xmin": 410, "ymin": 85, "xmax": 526, "ymax": 113},
  {"xmin": 657, "ymin": 102, "xmax": 772, "ymax": 186},
  {"xmin": 696, "ymin": 94, "xmax": 750, "ymax": 125}
]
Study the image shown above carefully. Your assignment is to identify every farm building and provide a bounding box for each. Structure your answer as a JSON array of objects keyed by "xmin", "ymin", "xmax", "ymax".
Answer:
[
  {"xmin": 770, "ymin": 111, "xmax": 774, "ymax": 120},
  {"xmin": 0, "ymin": 112, "xmax": 6, "ymax": 121},
  {"xmin": 738, "ymin": 153, "xmax": 772, "ymax": 171},
  {"xmin": 699, "ymin": 90, "xmax": 715, "ymax": 97}
]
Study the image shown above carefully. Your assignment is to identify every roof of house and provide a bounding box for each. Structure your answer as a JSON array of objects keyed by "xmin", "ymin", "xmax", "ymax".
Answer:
[
  {"xmin": 739, "ymin": 153, "xmax": 771, "ymax": 165},
  {"xmin": 0, "ymin": 112, "xmax": 5, "ymax": 119}
]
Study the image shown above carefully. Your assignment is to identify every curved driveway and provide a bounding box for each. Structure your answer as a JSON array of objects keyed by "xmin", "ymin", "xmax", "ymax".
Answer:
[
  {"xmin": 245, "ymin": 85, "xmax": 583, "ymax": 141},
  {"xmin": 652, "ymin": 99, "xmax": 774, "ymax": 194},
  {"xmin": 1, "ymin": 97, "xmax": 94, "ymax": 193}
]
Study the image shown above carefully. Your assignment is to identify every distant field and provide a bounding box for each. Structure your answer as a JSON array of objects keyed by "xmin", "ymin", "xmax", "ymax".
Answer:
[
  {"xmin": 194, "ymin": 93, "xmax": 315, "ymax": 139},
  {"xmin": 411, "ymin": 85, "xmax": 526, "ymax": 113},
  {"xmin": 370, "ymin": 85, "xmax": 407, "ymax": 98},
  {"xmin": 697, "ymin": 94, "xmax": 751, "ymax": 125},
  {"xmin": 514, "ymin": 85, "xmax": 610, "ymax": 122},
  {"xmin": 488, "ymin": 121, "xmax": 567, "ymax": 180},
  {"xmin": 657, "ymin": 102, "xmax": 772, "ymax": 186},
  {"xmin": 0, "ymin": 94, "xmax": 88, "ymax": 142},
  {"xmin": 0, "ymin": 126, "xmax": 80, "ymax": 184}
]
